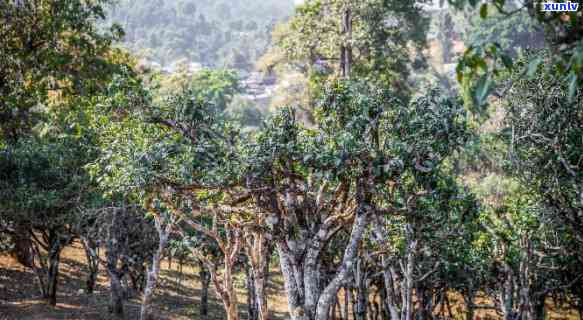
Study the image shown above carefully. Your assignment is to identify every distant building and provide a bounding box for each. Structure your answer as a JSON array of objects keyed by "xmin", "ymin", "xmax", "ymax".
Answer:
[
  {"xmin": 159, "ymin": 60, "xmax": 204, "ymax": 75},
  {"xmin": 240, "ymin": 72, "xmax": 277, "ymax": 105}
]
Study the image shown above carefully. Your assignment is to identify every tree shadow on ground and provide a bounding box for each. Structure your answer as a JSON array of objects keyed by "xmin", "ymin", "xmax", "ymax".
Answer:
[{"xmin": 1, "ymin": 247, "xmax": 291, "ymax": 320}]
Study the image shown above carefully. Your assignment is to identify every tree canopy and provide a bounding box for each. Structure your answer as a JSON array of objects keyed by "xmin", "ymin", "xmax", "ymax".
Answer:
[{"xmin": 1, "ymin": 1, "xmax": 583, "ymax": 320}]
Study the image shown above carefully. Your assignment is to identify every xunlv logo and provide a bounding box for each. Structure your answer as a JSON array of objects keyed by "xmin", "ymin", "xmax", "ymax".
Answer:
[{"xmin": 541, "ymin": 1, "xmax": 580, "ymax": 11}]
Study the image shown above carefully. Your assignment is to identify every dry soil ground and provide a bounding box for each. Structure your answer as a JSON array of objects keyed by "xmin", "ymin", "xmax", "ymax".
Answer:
[
  {"xmin": 0, "ymin": 242, "xmax": 290, "ymax": 320},
  {"xmin": 0, "ymin": 242, "xmax": 579, "ymax": 319}
]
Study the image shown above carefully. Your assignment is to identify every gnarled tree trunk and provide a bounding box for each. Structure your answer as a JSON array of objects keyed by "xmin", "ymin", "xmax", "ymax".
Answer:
[
  {"xmin": 246, "ymin": 266, "xmax": 259, "ymax": 320},
  {"xmin": 244, "ymin": 227, "xmax": 273, "ymax": 320},
  {"xmin": 199, "ymin": 261, "xmax": 211, "ymax": 317},
  {"xmin": 11, "ymin": 224, "xmax": 34, "ymax": 268},
  {"xmin": 45, "ymin": 241, "xmax": 62, "ymax": 306},
  {"xmin": 106, "ymin": 242, "xmax": 125, "ymax": 319},
  {"xmin": 315, "ymin": 204, "xmax": 371, "ymax": 320},
  {"xmin": 106, "ymin": 212, "xmax": 126, "ymax": 319},
  {"xmin": 255, "ymin": 260, "xmax": 270, "ymax": 320},
  {"xmin": 81, "ymin": 237, "xmax": 99, "ymax": 294},
  {"xmin": 108, "ymin": 268, "xmax": 125, "ymax": 319},
  {"xmin": 277, "ymin": 244, "xmax": 306, "ymax": 320},
  {"xmin": 28, "ymin": 228, "xmax": 66, "ymax": 306},
  {"xmin": 354, "ymin": 258, "xmax": 368, "ymax": 320},
  {"xmin": 339, "ymin": 8, "xmax": 352, "ymax": 78},
  {"xmin": 140, "ymin": 212, "xmax": 172, "ymax": 320}
]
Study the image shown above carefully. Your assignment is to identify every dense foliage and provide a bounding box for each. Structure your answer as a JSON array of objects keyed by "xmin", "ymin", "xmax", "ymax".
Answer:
[
  {"xmin": 1, "ymin": 1, "xmax": 583, "ymax": 320},
  {"xmin": 506, "ymin": 56, "xmax": 583, "ymax": 254},
  {"xmin": 0, "ymin": 0, "xmax": 125, "ymax": 142}
]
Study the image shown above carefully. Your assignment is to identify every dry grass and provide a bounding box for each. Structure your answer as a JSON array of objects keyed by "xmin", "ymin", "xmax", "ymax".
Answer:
[
  {"xmin": 0, "ymin": 242, "xmax": 290, "ymax": 320},
  {"xmin": 442, "ymin": 292, "xmax": 579, "ymax": 320},
  {"xmin": 0, "ymin": 243, "xmax": 578, "ymax": 319}
]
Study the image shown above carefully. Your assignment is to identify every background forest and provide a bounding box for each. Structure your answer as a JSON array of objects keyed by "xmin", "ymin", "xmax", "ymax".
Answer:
[
  {"xmin": 106, "ymin": 0, "xmax": 295, "ymax": 69},
  {"xmin": 0, "ymin": 1, "xmax": 582, "ymax": 320}
]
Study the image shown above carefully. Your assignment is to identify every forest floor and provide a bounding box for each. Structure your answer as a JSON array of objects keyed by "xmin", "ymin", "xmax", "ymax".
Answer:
[
  {"xmin": 0, "ymin": 241, "xmax": 291, "ymax": 320},
  {"xmin": 0, "ymin": 242, "xmax": 579, "ymax": 319}
]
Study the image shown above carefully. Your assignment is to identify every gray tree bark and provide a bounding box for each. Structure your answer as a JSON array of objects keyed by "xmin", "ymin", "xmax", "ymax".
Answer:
[
  {"xmin": 254, "ymin": 255, "xmax": 271, "ymax": 320},
  {"xmin": 354, "ymin": 258, "xmax": 368, "ymax": 320},
  {"xmin": 244, "ymin": 227, "xmax": 273, "ymax": 320},
  {"xmin": 372, "ymin": 219, "xmax": 401, "ymax": 320},
  {"xmin": 29, "ymin": 229, "xmax": 67, "ymax": 307},
  {"xmin": 500, "ymin": 262, "xmax": 515, "ymax": 320},
  {"xmin": 246, "ymin": 265, "xmax": 259, "ymax": 320},
  {"xmin": 340, "ymin": 7, "xmax": 352, "ymax": 78},
  {"xmin": 140, "ymin": 214, "xmax": 172, "ymax": 320},
  {"xmin": 12, "ymin": 224, "xmax": 34, "ymax": 268},
  {"xmin": 108, "ymin": 269, "xmax": 125, "ymax": 319},
  {"xmin": 401, "ymin": 224, "xmax": 418, "ymax": 320},
  {"xmin": 277, "ymin": 245, "xmax": 306, "ymax": 320},
  {"xmin": 81, "ymin": 237, "xmax": 99, "ymax": 294},
  {"xmin": 315, "ymin": 205, "xmax": 370, "ymax": 320},
  {"xmin": 106, "ymin": 212, "xmax": 126, "ymax": 319},
  {"xmin": 199, "ymin": 261, "xmax": 211, "ymax": 318},
  {"xmin": 45, "ymin": 239, "xmax": 62, "ymax": 306}
]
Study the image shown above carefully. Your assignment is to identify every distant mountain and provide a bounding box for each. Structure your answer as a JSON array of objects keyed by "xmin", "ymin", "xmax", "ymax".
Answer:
[{"xmin": 107, "ymin": 0, "xmax": 295, "ymax": 70}]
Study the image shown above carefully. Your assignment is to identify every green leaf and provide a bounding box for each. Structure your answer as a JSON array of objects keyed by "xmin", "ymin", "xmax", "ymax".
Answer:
[
  {"xmin": 567, "ymin": 73, "xmax": 577, "ymax": 102},
  {"xmin": 500, "ymin": 54, "xmax": 513, "ymax": 69},
  {"xmin": 480, "ymin": 4, "xmax": 488, "ymax": 19},
  {"xmin": 474, "ymin": 74, "xmax": 493, "ymax": 106},
  {"xmin": 476, "ymin": 58, "xmax": 488, "ymax": 72},
  {"xmin": 456, "ymin": 63, "xmax": 465, "ymax": 83},
  {"xmin": 526, "ymin": 57, "xmax": 542, "ymax": 78}
]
